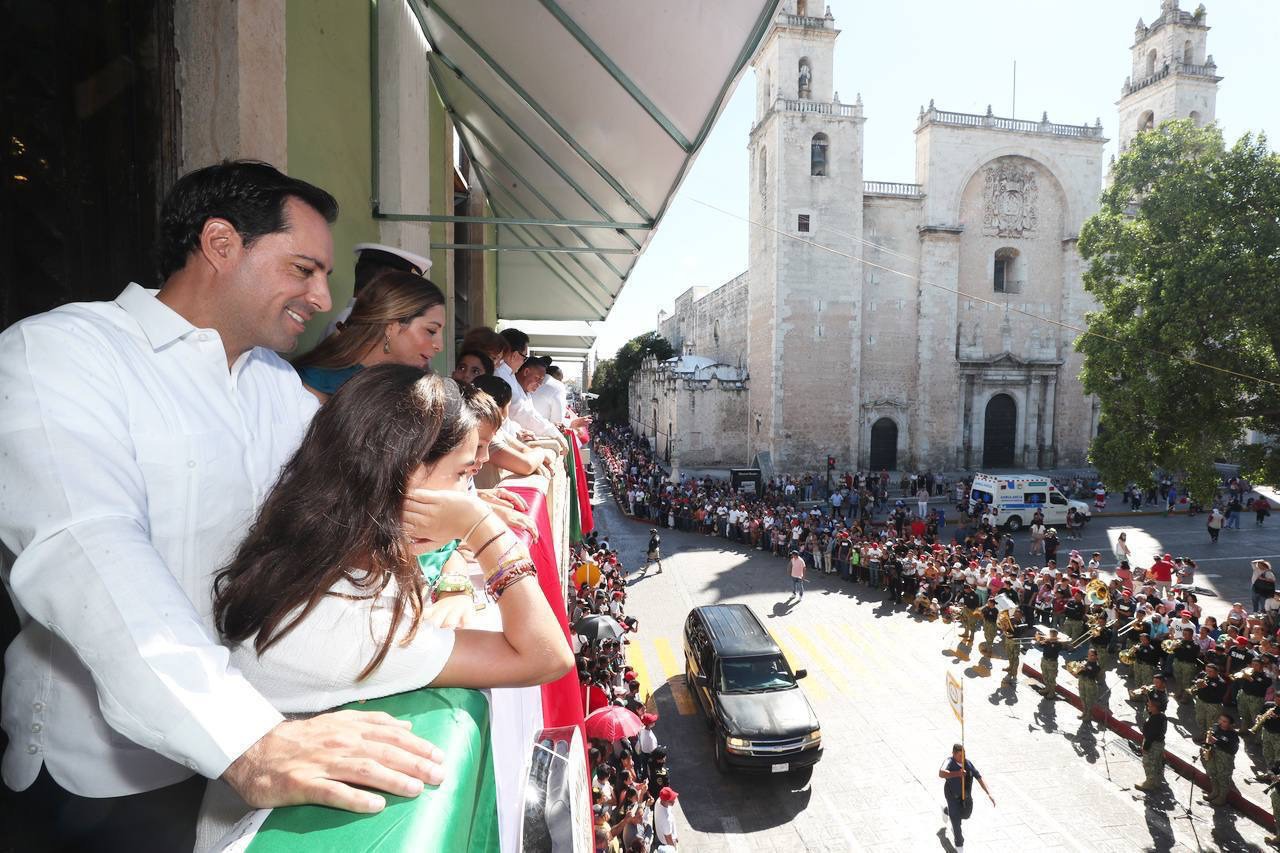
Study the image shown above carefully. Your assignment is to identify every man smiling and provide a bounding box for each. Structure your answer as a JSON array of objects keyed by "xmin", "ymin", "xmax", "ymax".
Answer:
[{"xmin": 0, "ymin": 161, "xmax": 445, "ymax": 850}]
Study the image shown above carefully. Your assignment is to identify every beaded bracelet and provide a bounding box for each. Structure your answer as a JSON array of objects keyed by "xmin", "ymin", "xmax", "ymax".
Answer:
[{"xmin": 486, "ymin": 560, "xmax": 538, "ymax": 601}]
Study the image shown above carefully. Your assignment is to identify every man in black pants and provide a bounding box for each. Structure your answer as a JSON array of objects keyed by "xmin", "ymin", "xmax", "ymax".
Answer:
[
  {"xmin": 644, "ymin": 529, "xmax": 663, "ymax": 574},
  {"xmin": 939, "ymin": 744, "xmax": 995, "ymax": 852}
]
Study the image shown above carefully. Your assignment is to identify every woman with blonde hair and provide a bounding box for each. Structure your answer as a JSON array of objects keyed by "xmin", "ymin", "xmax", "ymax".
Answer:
[{"xmin": 294, "ymin": 270, "xmax": 446, "ymax": 400}]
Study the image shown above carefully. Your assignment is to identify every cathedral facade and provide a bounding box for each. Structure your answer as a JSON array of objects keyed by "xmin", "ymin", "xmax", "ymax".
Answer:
[{"xmin": 639, "ymin": 0, "xmax": 1221, "ymax": 476}]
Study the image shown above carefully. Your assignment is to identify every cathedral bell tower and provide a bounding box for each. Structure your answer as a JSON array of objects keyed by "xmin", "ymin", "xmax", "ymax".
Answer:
[
  {"xmin": 745, "ymin": 1, "xmax": 865, "ymax": 474},
  {"xmin": 1116, "ymin": 0, "xmax": 1221, "ymax": 152}
]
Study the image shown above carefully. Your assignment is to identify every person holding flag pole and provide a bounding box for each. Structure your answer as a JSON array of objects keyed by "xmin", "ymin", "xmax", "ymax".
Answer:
[{"xmin": 940, "ymin": 673, "xmax": 995, "ymax": 852}]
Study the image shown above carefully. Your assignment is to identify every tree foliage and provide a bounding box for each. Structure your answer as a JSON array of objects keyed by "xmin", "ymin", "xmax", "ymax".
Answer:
[
  {"xmin": 1078, "ymin": 120, "xmax": 1280, "ymax": 500},
  {"xmin": 588, "ymin": 331, "xmax": 674, "ymax": 424}
]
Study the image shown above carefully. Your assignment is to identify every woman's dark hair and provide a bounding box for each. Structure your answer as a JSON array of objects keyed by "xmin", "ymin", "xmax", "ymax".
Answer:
[
  {"xmin": 472, "ymin": 373, "xmax": 513, "ymax": 408},
  {"xmin": 213, "ymin": 365, "xmax": 476, "ymax": 679},
  {"xmin": 157, "ymin": 160, "xmax": 338, "ymax": 281},
  {"xmin": 456, "ymin": 348, "xmax": 495, "ymax": 375}
]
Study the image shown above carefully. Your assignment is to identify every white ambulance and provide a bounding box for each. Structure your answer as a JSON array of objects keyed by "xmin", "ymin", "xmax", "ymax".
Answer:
[{"xmin": 967, "ymin": 473, "xmax": 1092, "ymax": 532}]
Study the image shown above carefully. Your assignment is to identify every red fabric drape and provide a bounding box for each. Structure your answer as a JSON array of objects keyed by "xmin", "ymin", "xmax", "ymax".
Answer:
[
  {"xmin": 570, "ymin": 434, "xmax": 594, "ymax": 535},
  {"xmin": 506, "ymin": 486, "xmax": 586, "ymax": 751}
]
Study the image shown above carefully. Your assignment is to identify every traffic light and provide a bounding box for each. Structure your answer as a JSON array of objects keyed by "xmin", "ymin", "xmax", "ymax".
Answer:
[{"xmin": 827, "ymin": 455, "xmax": 836, "ymax": 470}]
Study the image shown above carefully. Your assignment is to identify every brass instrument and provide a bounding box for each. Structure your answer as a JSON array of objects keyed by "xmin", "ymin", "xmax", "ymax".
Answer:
[
  {"xmin": 1200, "ymin": 731, "xmax": 1216, "ymax": 765},
  {"xmin": 1130, "ymin": 683, "xmax": 1155, "ymax": 699},
  {"xmin": 1162, "ymin": 638, "xmax": 1180, "ymax": 654},
  {"xmin": 1118, "ymin": 646, "xmax": 1137, "ymax": 667},
  {"xmin": 1250, "ymin": 705, "xmax": 1278, "ymax": 735},
  {"xmin": 1065, "ymin": 660, "xmax": 1086, "ymax": 677},
  {"xmin": 1085, "ymin": 578, "xmax": 1110, "ymax": 607},
  {"xmin": 1190, "ymin": 674, "xmax": 1210, "ymax": 693},
  {"xmin": 1230, "ymin": 670, "xmax": 1252, "ymax": 682},
  {"xmin": 997, "ymin": 610, "xmax": 1014, "ymax": 635}
]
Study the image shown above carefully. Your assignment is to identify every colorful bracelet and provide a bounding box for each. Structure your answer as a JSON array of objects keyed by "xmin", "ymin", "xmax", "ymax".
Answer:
[{"xmin": 486, "ymin": 560, "xmax": 537, "ymax": 601}]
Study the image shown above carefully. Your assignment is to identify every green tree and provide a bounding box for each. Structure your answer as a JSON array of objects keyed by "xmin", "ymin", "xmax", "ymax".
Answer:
[
  {"xmin": 588, "ymin": 332, "xmax": 674, "ymax": 424},
  {"xmin": 1077, "ymin": 120, "xmax": 1280, "ymax": 500}
]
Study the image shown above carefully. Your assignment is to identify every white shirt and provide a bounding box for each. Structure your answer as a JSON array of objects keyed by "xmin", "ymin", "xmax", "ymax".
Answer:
[
  {"xmin": 655, "ymin": 801, "xmax": 678, "ymax": 844},
  {"xmin": 0, "ymin": 284, "xmax": 318, "ymax": 796},
  {"xmin": 495, "ymin": 362, "xmax": 560, "ymax": 438},
  {"xmin": 530, "ymin": 374, "xmax": 569, "ymax": 424}
]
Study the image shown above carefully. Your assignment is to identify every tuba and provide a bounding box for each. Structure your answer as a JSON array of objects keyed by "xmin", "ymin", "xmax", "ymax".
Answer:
[
  {"xmin": 1162, "ymin": 638, "xmax": 1180, "ymax": 654},
  {"xmin": 1065, "ymin": 660, "xmax": 1086, "ymax": 677},
  {"xmin": 1118, "ymin": 646, "xmax": 1137, "ymax": 667},
  {"xmin": 1084, "ymin": 579, "xmax": 1110, "ymax": 607}
]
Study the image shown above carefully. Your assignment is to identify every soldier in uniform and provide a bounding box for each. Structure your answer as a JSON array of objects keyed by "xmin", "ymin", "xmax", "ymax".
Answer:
[
  {"xmin": 1238, "ymin": 657, "xmax": 1273, "ymax": 734},
  {"xmin": 1259, "ymin": 696, "xmax": 1280, "ymax": 769},
  {"xmin": 1259, "ymin": 759, "xmax": 1280, "ymax": 850},
  {"xmin": 1003, "ymin": 609, "xmax": 1024, "ymax": 684},
  {"xmin": 1171, "ymin": 627, "xmax": 1202, "ymax": 703},
  {"xmin": 1089, "ymin": 612, "xmax": 1116, "ymax": 671},
  {"xmin": 1131, "ymin": 632, "xmax": 1161, "ymax": 695},
  {"xmin": 1077, "ymin": 647, "xmax": 1105, "ymax": 723},
  {"xmin": 1035, "ymin": 629, "xmax": 1065, "ymax": 699},
  {"xmin": 1130, "ymin": 671, "xmax": 1169, "ymax": 726},
  {"xmin": 1201, "ymin": 713, "xmax": 1240, "ymax": 808},
  {"xmin": 980, "ymin": 598, "xmax": 1000, "ymax": 655},
  {"xmin": 1193, "ymin": 661, "xmax": 1228, "ymax": 738},
  {"xmin": 1133, "ymin": 697, "xmax": 1168, "ymax": 793},
  {"xmin": 644, "ymin": 528, "xmax": 663, "ymax": 574},
  {"xmin": 1062, "ymin": 590, "xmax": 1087, "ymax": 641},
  {"xmin": 959, "ymin": 584, "xmax": 981, "ymax": 647}
]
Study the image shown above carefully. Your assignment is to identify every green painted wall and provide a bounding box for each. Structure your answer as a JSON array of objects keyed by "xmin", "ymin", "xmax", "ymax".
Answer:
[{"xmin": 286, "ymin": 0, "xmax": 379, "ymax": 355}]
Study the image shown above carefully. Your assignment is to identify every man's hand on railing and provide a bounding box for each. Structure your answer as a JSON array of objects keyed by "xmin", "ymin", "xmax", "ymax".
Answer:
[{"xmin": 222, "ymin": 711, "xmax": 446, "ymax": 813}]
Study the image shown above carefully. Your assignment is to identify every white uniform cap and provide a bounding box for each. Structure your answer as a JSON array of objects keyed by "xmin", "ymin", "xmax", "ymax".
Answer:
[{"xmin": 353, "ymin": 242, "xmax": 433, "ymax": 274}]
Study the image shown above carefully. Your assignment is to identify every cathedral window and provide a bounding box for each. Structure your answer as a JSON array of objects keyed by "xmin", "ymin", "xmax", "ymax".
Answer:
[
  {"xmin": 1183, "ymin": 40, "xmax": 1193, "ymax": 65},
  {"xmin": 798, "ymin": 58, "xmax": 812, "ymax": 99},
  {"xmin": 810, "ymin": 133, "xmax": 829, "ymax": 176},
  {"xmin": 797, "ymin": 214, "xmax": 810, "ymax": 233},
  {"xmin": 1138, "ymin": 110, "xmax": 1155, "ymax": 133},
  {"xmin": 758, "ymin": 147, "xmax": 768, "ymax": 206},
  {"xmin": 1189, "ymin": 110, "xmax": 1202, "ymax": 126},
  {"xmin": 994, "ymin": 247, "xmax": 1021, "ymax": 294},
  {"xmin": 1145, "ymin": 49, "xmax": 1157, "ymax": 77}
]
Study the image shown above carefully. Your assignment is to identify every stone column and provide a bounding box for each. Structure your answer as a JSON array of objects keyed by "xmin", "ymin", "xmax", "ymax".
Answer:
[
  {"xmin": 1044, "ymin": 372, "xmax": 1059, "ymax": 468},
  {"xmin": 961, "ymin": 373, "xmax": 975, "ymax": 469},
  {"xmin": 175, "ymin": 0, "xmax": 288, "ymax": 170},
  {"xmin": 1036, "ymin": 375, "xmax": 1049, "ymax": 468}
]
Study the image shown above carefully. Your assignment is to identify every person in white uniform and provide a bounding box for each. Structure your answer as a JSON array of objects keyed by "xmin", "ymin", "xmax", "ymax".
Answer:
[
  {"xmin": 0, "ymin": 162, "xmax": 445, "ymax": 851},
  {"xmin": 322, "ymin": 242, "xmax": 433, "ymax": 338}
]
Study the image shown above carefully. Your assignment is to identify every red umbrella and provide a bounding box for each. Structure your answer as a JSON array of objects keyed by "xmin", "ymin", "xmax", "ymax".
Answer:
[{"xmin": 584, "ymin": 705, "xmax": 644, "ymax": 742}]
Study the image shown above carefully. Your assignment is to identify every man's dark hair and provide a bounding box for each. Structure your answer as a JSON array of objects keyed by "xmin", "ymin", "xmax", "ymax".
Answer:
[
  {"xmin": 472, "ymin": 373, "xmax": 513, "ymax": 408},
  {"xmin": 456, "ymin": 348, "xmax": 495, "ymax": 375},
  {"xmin": 500, "ymin": 327, "xmax": 530, "ymax": 353},
  {"xmin": 157, "ymin": 160, "xmax": 339, "ymax": 281},
  {"xmin": 354, "ymin": 248, "xmax": 423, "ymax": 293}
]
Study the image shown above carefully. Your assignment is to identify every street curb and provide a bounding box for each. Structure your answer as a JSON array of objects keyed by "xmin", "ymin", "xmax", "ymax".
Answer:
[{"xmin": 1019, "ymin": 660, "xmax": 1276, "ymax": 830}]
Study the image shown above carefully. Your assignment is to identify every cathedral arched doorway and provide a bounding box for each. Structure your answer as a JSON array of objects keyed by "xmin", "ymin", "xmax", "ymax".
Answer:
[
  {"xmin": 983, "ymin": 394, "xmax": 1017, "ymax": 468},
  {"xmin": 869, "ymin": 418, "xmax": 898, "ymax": 471}
]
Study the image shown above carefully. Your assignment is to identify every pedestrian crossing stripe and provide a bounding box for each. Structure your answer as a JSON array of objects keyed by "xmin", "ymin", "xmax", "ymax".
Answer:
[
  {"xmin": 812, "ymin": 623, "xmax": 870, "ymax": 679},
  {"xmin": 626, "ymin": 641, "xmax": 654, "ymax": 709},
  {"xmin": 784, "ymin": 625, "xmax": 854, "ymax": 698},
  {"xmin": 651, "ymin": 636, "xmax": 698, "ymax": 715},
  {"xmin": 771, "ymin": 628, "xmax": 829, "ymax": 702}
]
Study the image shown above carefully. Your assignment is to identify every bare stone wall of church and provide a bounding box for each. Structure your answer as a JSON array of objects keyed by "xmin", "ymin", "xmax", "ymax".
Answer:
[
  {"xmin": 660, "ymin": 275, "xmax": 749, "ymax": 366},
  {"xmin": 675, "ymin": 381, "xmax": 751, "ymax": 470}
]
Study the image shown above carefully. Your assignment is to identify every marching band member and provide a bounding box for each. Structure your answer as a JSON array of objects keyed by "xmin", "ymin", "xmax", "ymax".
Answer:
[
  {"xmin": 1238, "ymin": 657, "xmax": 1273, "ymax": 733},
  {"xmin": 1193, "ymin": 662, "xmax": 1229, "ymax": 738},
  {"xmin": 1077, "ymin": 647, "xmax": 1105, "ymax": 723},
  {"xmin": 980, "ymin": 597, "xmax": 1000, "ymax": 654},
  {"xmin": 1002, "ymin": 609, "xmax": 1024, "ymax": 685},
  {"xmin": 1201, "ymin": 713, "xmax": 1240, "ymax": 808},
  {"xmin": 1131, "ymin": 632, "xmax": 1162, "ymax": 694},
  {"xmin": 1133, "ymin": 697, "xmax": 1168, "ymax": 793},
  {"xmin": 1035, "ymin": 629, "xmax": 1065, "ymax": 699},
  {"xmin": 1089, "ymin": 612, "xmax": 1116, "ymax": 671},
  {"xmin": 1172, "ymin": 627, "xmax": 1202, "ymax": 703}
]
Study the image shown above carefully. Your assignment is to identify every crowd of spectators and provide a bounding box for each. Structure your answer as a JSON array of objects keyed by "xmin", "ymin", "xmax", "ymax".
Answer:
[{"xmin": 568, "ymin": 537, "xmax": 679, "ymax": 852}]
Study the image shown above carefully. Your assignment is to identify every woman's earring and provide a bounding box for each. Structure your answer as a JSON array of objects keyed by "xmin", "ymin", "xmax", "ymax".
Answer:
[{"xmin": 383, "ymin": 335, "xmax": 392, "ymax": 354}]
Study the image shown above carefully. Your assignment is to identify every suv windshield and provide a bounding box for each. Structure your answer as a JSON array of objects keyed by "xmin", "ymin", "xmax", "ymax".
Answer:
[{"xmin": 718, "ymin": 655, "xmax": 796, "ymax": 693}]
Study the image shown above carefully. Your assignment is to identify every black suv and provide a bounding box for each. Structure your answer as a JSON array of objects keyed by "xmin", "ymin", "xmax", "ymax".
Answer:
[{"xmin": 683, "ymin": 604, "xmax": 822, "ymax": 775}]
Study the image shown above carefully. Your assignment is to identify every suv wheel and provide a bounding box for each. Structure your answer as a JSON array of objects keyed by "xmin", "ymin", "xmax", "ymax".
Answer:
[
  {"xmin": 714, "ymin": 738, "xmax": 730, "ymax": 773},
  {"xmin": 1004, "ymin": 515, "xmax": 1023, "ymax": 532}
]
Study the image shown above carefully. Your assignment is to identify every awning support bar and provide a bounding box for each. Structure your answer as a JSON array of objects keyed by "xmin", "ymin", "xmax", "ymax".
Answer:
[
  {"xmin": 376, "ymin": 212, "xmax": 650, "ymax": 229},
  {"xmin": 431, "ymin": 243, "xmax": 636, "ymax": 255}
]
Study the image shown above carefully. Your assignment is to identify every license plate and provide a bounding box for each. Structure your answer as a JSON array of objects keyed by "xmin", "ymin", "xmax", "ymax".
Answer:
[{"xmin": 772, "ymin": 763, "xmax": 789, "ymax": 773}]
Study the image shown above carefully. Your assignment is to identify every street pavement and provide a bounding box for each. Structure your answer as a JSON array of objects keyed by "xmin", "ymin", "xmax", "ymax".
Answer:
[{"xmin": 592, "ymin": 482, "xmax": 1280, "ymax": 852}]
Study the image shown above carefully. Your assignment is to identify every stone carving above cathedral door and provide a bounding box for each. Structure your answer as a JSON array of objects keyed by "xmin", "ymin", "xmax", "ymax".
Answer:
[{"xmin": 982, "ymin": 159, "xmax": 1039, "ymax": 238}]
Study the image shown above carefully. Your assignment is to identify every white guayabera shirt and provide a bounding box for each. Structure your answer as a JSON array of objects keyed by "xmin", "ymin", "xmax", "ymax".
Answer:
[{"xmin": 0, "ymin": 284, "xmax": 318, "ymax": 796}]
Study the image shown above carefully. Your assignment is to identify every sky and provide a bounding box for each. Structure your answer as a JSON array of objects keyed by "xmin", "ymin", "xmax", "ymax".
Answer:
[{"xmin": 589, "ymin": 0, "xmax": 1280, "ymax": 360}]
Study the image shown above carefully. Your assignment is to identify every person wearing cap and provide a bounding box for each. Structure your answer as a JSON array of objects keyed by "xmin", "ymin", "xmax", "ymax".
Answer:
[
  {"xmin": 654, "ymin": 786, "xmax": 679, "ymax": 849},
  {"xmin": 1133, "ymin": 695, "xmax": 1170, "ymax": 794},
  {"xmin": 1171, "ymin": 626, "xmax": 1202, "ymax": 702},
  {"xmin": 293, "ymin": 270, "xmax": 446, "ymax": 400},
  {"xmin": 1238, "ymin": 656, "xmax": 1272, "ymax": 732},
  {"xmin": 1077, "ymin": 647, "xmax": 1105, "ymax": 724},
  {"xmin": 1202, "ymin": 713, "xmax": 1241, "ymax": 807},
  {"xmin": 939, "ymin": 743, "xmax": 994, "ymax": 852},
  {"xmin": 1062, "ymin": 588, "xmax": 1086, "ymax": 641},
  {"xmin": 1034, "ymin": 628, "xmax": 1065, "ymax": 698},
  {"xmin": 1194, "ymin": 661, "xmax": 1228, "ymax": 738},
  {"xmin": 643, "ymin": 529, "xmax": 663, "ymax": 574},
  {"xmin": 322, "ymin": 242, "xmax": 433, "ymax": 339}
]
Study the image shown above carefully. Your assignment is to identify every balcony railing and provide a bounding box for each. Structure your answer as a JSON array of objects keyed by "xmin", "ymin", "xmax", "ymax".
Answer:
[
  {"xmin": 1123, "ymin": 61, "xmax": 1219, "ymax": 95},
  {"xmin": 864, "ymin": 180, "xmax": 923, "ymax": 197},
  {"xmin": 777, "ymin": 98, "xmax": 858, "ymax": 117},
  {"xmin": 919, "ymin": 106, "xmax": 1104, "ymax": 139},
  {"xmin": 781, "ymin": 13, "xmax": 833, "ymax": 29}
]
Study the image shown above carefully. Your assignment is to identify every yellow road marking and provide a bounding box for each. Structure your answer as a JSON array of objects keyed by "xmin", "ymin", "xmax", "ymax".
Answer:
[
  {"xmin": 813, "ymin": 623, "xmax": 870, "ymax": 680},
  {"xmin": 652, "ymin": 636, "xmax": 697, "ymax": 715},
  {"xmin": 787, "ymin": 625, "xmax": 856, "ymax": 697},
  {"xmin": 626, "ymin": 641, "xmax": 654, "ymax": 708},
  {"xmin": 772, "ymin": 626, "xmax": 829, "ymax": 701}
]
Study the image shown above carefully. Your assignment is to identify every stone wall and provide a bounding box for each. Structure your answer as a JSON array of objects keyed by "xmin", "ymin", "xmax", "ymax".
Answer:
[{"xmin": 659, "ymin": 274, "xmax": 749, "ymax": 365}]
